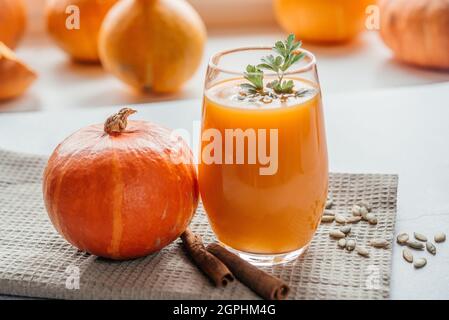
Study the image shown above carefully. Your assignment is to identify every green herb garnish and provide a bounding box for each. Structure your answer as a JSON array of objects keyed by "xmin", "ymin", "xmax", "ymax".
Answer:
[
  {"xmin": 240, "ymin": 34, "xmax": 306, "ymax": 97},
  {"xmin": 242, "ymin": 65, "xmax": 264, "ymax": 94}
]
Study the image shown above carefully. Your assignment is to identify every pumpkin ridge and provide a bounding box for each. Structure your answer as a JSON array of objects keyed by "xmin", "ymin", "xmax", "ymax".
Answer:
[
  {"xmin": 107, "ymin": 147, "xmax": 125, "ymax": 258},
  {"xmin": 43, "ymin": 155, "xmax": 63, "ymax": 236},
  {"xmin": 49, "ymin": 152, "xmax": 79, "ymax": 246}
]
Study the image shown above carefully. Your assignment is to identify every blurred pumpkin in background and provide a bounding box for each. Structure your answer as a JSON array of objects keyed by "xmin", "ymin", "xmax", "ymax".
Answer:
[
  {"xmin": 0, "ymin": 0, "xmax": 27, "ymax": 49},
  {"xmin": 379, "ymin": 0, "xmax": 449, "ymax": 70},
  {"xmin": 274, "ymin": 0, "xmax": 374, "ymax": 43},
  {"xmin": 0, "ymin": 42, "xmax": 37, "ymax": 100},
  {"xmin": 46, "ymin": 0, "xmax": 118, "ymax": 62},
  {"xmin": 98, "ymin": 0, "xmax": 206, "ymax": 93}
]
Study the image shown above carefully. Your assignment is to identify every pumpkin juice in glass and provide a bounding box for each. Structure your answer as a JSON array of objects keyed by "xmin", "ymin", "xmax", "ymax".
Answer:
[{"xmin": 199, "ymin": 36, "xmax": 328, "ymax": 265}]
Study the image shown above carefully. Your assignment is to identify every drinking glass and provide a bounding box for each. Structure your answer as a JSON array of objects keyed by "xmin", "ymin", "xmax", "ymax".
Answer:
[{"xmin": 199, "ymin": 46, "xmax": 328, "ymax": 266}]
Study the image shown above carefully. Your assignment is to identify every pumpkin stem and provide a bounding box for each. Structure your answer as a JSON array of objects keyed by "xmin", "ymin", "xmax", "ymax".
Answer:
[{"xmin": 104, "ymin": 107, "xmax": 137, "ymax": 134}]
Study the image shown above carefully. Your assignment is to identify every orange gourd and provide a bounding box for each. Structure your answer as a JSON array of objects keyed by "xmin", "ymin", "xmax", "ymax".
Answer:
[
  {"xmin": 45, "ymin": 0, "xmax": 118, "ymax": 62},
  {"xmin": 0, "ymin": 0, "xmax": 27, "ymax": 49},
  {"xmin": 379, "ymin": 0, "xmax": 449, "ymax": 69},
  {"xmin": 98, "ymin": 0, "xmax": 206, "ymax": 93},
  {"xmin": 0, "ymin": 42, "xmax": 37, "ymax": 101},
  {"xmin": 43, "ymin": 108, "xmax": 199, "ymax": 260},
  {"xmin": 274, "ymin": 0, "xmax": 374, "ymax": 43}
]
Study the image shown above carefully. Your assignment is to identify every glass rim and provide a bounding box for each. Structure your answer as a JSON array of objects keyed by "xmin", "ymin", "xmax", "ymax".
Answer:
[{"xmin": 208, "ymin": 46, "xmax": 317, "ymax": 76}]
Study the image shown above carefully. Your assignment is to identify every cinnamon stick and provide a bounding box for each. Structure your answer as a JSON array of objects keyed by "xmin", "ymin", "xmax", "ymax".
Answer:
[
  {"xmin": 180, "ymin": 229, "xmax": 234, "ymax": 287},
  {"xmin": 207, "ymin": 243, "xmax": 290, "ymax": 300}
]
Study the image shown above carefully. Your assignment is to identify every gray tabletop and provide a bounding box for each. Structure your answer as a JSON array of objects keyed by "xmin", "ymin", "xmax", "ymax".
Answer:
[{"xmin": 1, "ymin": 82, "xmax": 449, "ymax": 299}]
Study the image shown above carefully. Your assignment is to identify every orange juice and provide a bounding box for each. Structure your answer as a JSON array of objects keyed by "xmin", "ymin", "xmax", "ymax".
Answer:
[{"xmin": 199, "ymin": 78, "xmax": 328, "ymax": 255}]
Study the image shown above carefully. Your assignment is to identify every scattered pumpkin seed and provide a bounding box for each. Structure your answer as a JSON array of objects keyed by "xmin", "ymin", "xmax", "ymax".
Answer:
[
  {"xmin": 402, "ymin": 248, "xmax": 413, "ymax": 263},
  {"xmin": 347, "ymin": 216, "xmax": 362, "ymax": 224},
  {"xmin": 340, "ymin": 225, "xmax": 351, "ymax": 234},
  {"xmin": 335, "ymin": 214, "xmax": 347, "ymax": 224},
  {"xmin": 396, "ymin": 233, "xmax": 409, "ymax": 245},
  {"xmin": 338, "ymin": 238, "xmax": 347, "ymax": 249},
  {"xmin": 325, "ymin": 199, "xmax": 333, "ymax": 209},
  {"xmin": 330, "ymin": 230, "xmax": 346, "ymax": 239},
  {"xmin": 351, "ymin": 204, "xmax": 362, "ymax": 216},
  {"xmin": 414, "ymin": 232, "xmax": 428, "ymax": 242},
  {"xmin": 365, "ymin": 212, "xmax": 375, "ymax": 221},
  {"xmin": 406, "ymin": 240, "xmax": 424, "ymax": 250},
  {"xmin": 355, "ymin": 246, "xmax": 370, "ymax": 257},
  {"xmin": 323, "ymin": 209, "xmax": 335, "ymax": 216},
  {"xmin": 434, "ymin": 232, "xmax": 446, "ymax": 243},
  {"xmin": 426, "ymin": 242, "xmax": 436, "ymax": 255},
  {"xmin": 360, "ymin": 207, "xmax": 369, "ymax": 220},
  {"xmin": 357, "ymin": 200, "xmax": 372, "ymax": 212},
  {"xmin": 370, "ymin": 238, "xmax": 389, "ymax": 248},
  {"xmin": 368, "ymin": 215, "xmax": 378, "ymax": 225},
  {"xmin": 413, "ymin": 258, "xmax": 427, "ymax": 269},
  {"xmin": 346, "ymin": 239, "xmax": 356, "ymax": 251},
  {"xmin": 321, "ymin": 215, "xmax": 335, "ymax": 223}
]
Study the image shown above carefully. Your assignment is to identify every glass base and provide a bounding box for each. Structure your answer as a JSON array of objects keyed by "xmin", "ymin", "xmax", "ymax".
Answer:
[{"xmin": 221, "ymin": 243, "xmax": 309, "ymax": 266}]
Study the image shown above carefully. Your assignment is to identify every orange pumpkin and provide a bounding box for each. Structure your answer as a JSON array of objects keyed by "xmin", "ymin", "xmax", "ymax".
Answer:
[
  {"xmin": 274, "ymin": 0, "xmax": 374, "ymax": 43},
  {"xmin": 45, "ymin": 0, "xmax": 118, "ymax": 62},
  {"xmin": 0, "ymin": 42, "xmax": 37, "ymax": 100},
  {"xmin": 379, "ymin": 0, "xmax": 449, "ymax": 69},
  {"xmin": 0, "ymin": 0, "xmax": 27, "ymax": 49},
  {"xmin": 98, "ymin": 0, "xmax": 206, "ymax": 93},
  {"xmin": 43, "ymin": 108, "xmax": 199, "ymax": 260}
]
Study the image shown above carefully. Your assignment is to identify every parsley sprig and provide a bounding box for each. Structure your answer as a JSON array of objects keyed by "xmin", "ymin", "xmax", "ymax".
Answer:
[
  {"xmin": 241, "ymin": 65, "xmax": 264, "ymax": 94},
  {"xmin": 240, "ymin": 34, "xmax": 306, "ymax": 96}
]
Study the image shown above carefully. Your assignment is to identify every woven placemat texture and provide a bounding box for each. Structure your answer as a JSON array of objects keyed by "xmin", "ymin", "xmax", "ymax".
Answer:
[{"xmin": 0, "ymin": 149, "xmax": 398, "ymax": 300}]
